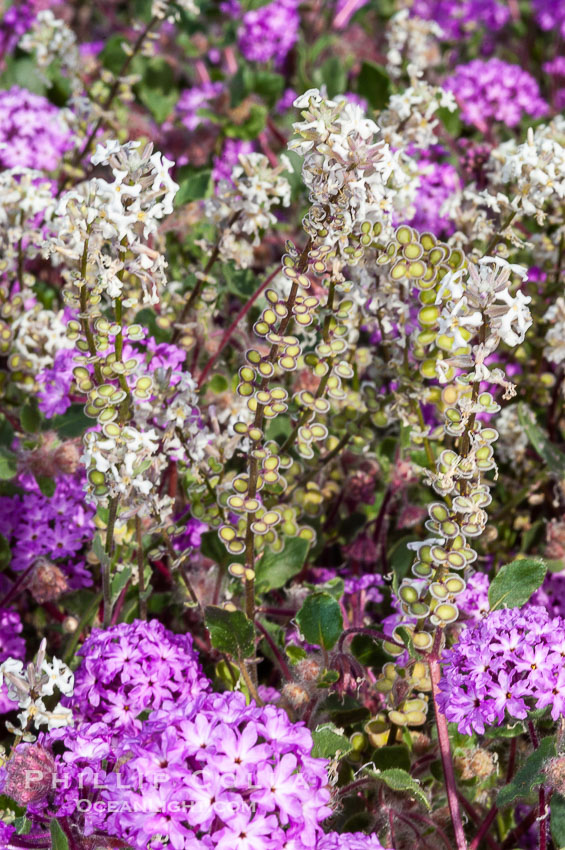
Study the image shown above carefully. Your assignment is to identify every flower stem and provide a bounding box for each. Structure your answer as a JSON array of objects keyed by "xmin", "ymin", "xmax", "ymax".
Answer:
[
  {"xmin": 103, "ymin": 494, "xmax": 119, "ymax": 628},
  {"xmin": 429, "ymin": 653, "xmax": 468, "ymax": 850}
]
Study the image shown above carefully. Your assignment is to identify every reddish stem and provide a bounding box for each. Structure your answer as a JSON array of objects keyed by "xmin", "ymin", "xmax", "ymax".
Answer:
[
  {"xmin": 197, "ymin": 267, "xmax": 279, "ymax": 388},
  {"xmin": 429, "ymin": 654, "xmax": 468, "ymax": 850},
  {"xmin": 255, "ymin": 618, "xmax": 293, "ymax": 681}
]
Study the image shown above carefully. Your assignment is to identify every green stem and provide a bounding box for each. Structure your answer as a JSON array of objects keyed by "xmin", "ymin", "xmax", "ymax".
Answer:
[{"xmin": 103, "ymin": 495, "xmax": 119, "ymax": 628}]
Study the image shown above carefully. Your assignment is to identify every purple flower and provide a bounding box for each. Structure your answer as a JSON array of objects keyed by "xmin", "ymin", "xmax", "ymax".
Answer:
[
  {"xmin": 0, "ymin": 472, "xmax": 95, "ymax": 588},
  {"xmin": 444, "ymin": 59, "xmax": 548, "ymax": 129},
  {"xmin": 0, "ymin": 607, "xmax": 25, "ymax": 714},
  {"xmin": 319, "ymin": 833, "xmax": 390, "ymax": 850},
  {"xmin": 176, "ymin": 81, "xmax": 224, "ymax": 132},
  {"xmin": 51, "ymin": 689, "xmax": 333, "ymax": 849},
  {"xmin": 439, "ymin": 606, "xmax": 565, "ymax": 735},
  {"xmin": 69, "ymin": 619, "xmax": 210, "ymax": 729},
  {"xmin": 37, "ymin": 348, "xmax": 76, "ymax": 418},
  {"xmin": 213, "ymin": 138, "xmax": 255, "ymax": 185},
  {"xmin": 410, "ymin": 0, "xmax": 509, "ymax": 39},
  {"xmin": 532, "ymin": 0, "xmax": 565, "ymax": 36},
  {"xmin": 405, "ymin": 153, "xmax": 460, "ymax": 237},
  {"xmin": 238, "ymin": 0, "xmax": 300, "ymax": 66},
  {"xmin": 0, "ymin": 87, "xmax": 74, "ymax": 171},
  {"xmin": 0, "ymin": 3, "xmax": 34, "ymax": 65}
]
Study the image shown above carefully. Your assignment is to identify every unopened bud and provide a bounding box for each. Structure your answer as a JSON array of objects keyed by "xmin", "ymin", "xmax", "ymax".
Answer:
[
  {"xmin": 545, "ymin": 756, "xmax": 565, "ymax": 794},
  {"xmin": 455, "ymin": 748, "xmax": 496, "ymax": 781},
  {"xmin": 29, "ymin": 559, "xmax": 68, "ymax": 603},
  {"xmin": 4, "ymin": 744, "xmax": 56, "ymax": 805},
  {"xmin": 281, "ymin": 683, "xmax": 310, "ymax": 709},
  {"xmin": 53, "ymin": 441, "xmax": 81, "ymax": 475},
  {"xmin": 63, "ymin": 616, "xmax": 79, "ymax": 634},
  {"xmin": 296, "ymin": 659, "xmax": 321, "ymax": 683}
]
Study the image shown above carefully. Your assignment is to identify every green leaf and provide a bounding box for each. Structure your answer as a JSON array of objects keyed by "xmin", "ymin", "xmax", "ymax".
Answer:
[
  {"xmin": 372, "ymin": 745, "xmax": 411, "ymax": 772},
  {"xmin": 518, "ymin": 402, "xmax": 565, "ymax": 474},
  {"xmin": 357, "ymin": 61, "xmax": 391, "ymax": 110},
  {"xmin": 395, "ymin": 625, "xmax": 416, "ymax": 658},
  {"xmin": 364, "ymin": 767, "xmax": 430, "ymax": 810},
  {"xmin": 0, "ymin": 447, "xmax": 17, "ymax": 480},
  {"xmin": 36, "ymin": 475, "xmax": 56, "ymax": 498},
  {"xmin": 50, "ymin": 405, "xmax": 91, "ymax": 438},
  {"xmin": 92, "ymin": 534, "xmax": 111, "ymax": 569},
  {"xmin": 111, "ymin": 565, "xmax": 132, "ymax": 603},
  {"xmin": 286, "ymin": 644, "xmax": 307, "ymax": 664},
  {"xmin": 498, "ymin": 736, "xmax": 556, "ymax": 806},
  {"xmin": 205, "ymin": 606, "xmax": 255, "ymax": 657},
  {"xmin": 295, "ymin": 592, "xmax": 343, "ymax": 650},
  {"xmin": 175, "ymin": 169, "xmax": 213, "ymax": 207},
  {"xmin": 223, "ymin": 264, "xmax": 257, "ymax": 299},
  {"xmin": 200, "ymin": 530, "xmax": 242, "ymax": 569},
  {"xmin": 0, "ymin": 57, "xmax": 46, "ymax": 95},
  {"xmin": 50, "ymin": 819, "xmax": 70, "ymax": 850},
  {"xmin": 20, "ymin": 397, "xmax": 41, "ymax": 433},
  {"xmin": 313, "ymin": 56, "xmax": 347, "ymax": 99},
  {"xmin": 311, "ymin": 723, "xmax": 353, "ymax": 760},
  {"xmin": 208, "ymin": 374, "xmax": 229, "ymax": 393},
  {"xmin": 436, "ymin": 105, "xmax": 462, "ymax": 136},
  {"xmin": 255, "ymin": 537, "xmax": 309, "ymax": 593},
  {"xmin": 488, "ymin": 558, "xmax": 547, "ymax": 610},
  {"xmin": 551, "ymin": 793, "xmax": 565, "ymax": 849},
  {"xmin": 247, "ymin": 69, "xmax": 285, "ymax": 107},
  {"xmin": 0, "ymin": 414, "xmax": 14, "ymax": 448},
  {"xmin": 100, "ymin": 34, "xmax": 128, "ymax": 74}
]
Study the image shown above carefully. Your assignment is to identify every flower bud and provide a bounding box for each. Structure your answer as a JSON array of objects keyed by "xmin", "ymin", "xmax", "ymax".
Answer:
[
  {"xmin": 4, "ymin": 744, "xmax": 56, "ymax": 805},
  {"xmin": 544, "ymin": 756, "xmax": 565, "ymax": 795},
  {"xmin": 296, "ymin": 659, "xmax": 321, "ymax": 683},
  {"xmin": 29, "ymin": 559, "xmax": 68, "ymax": 603},
  {"xmin": 281, "ymin": 683, "xmax": 310, "ymax": 709},
  {"xmin": 455, "ymin": 748, "xmax": 496, "ymax": 781}
]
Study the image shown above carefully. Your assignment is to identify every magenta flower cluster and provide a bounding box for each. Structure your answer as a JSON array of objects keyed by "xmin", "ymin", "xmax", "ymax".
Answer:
[
  {"xmin": 69, "ymin": 619, "xmax": 210, "ymax": 729},
  {"xmin": 532, "ymin": 0, "xmax": 565, "ymax": 37},
  {"xmin": 438, "ymin": 606, "xmax": 565, "ymax": 735},
  {"xmin": 0, "ymin": 473, "xmax": 95, "ymax": 587},
  {"xmin": 0, "ymin": 86, "xmax": 73, "ymax": 171},
  {"xmin": 238, "ymin": 0, "xmax": 300, "ymax": 66},
  {"xmin": 410, "ymin": 0, "xmax": 509, "ymax": 39},
  {"xmin": 444, "ymin": 59, "xmax": 548, "ymax": 128},
  {"xmin": 408, "ymin": 156, "xmax": 460, "ymax": 237},
  {"xmin": 0, "ymin": 607, "xmax": 25, "ymax": 713}
]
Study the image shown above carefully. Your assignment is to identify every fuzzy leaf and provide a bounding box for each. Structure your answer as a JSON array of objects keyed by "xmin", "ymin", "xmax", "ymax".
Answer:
[
  {"xmin": 20, "ymin": 398, "xmax": 41, "ymax": 433},
  {"xmin": 518, "ymin": 402, "xmax": 565, "ymax": 474},
  {"xmin": 255, "ymin": 537, "xmax": 309, "ymax": 593},
  {"xmin": 488, "ymin": 558, "xmax": 547, "ymax": 610},
  {"xmin": 364, "ymin": 767, "xmax": 430, "ymax": 810},
  {"xmin": 111, "ymin": 565, "xmax": 132, "ymax": 603},
  {"xmin": 311, "ymin": 723, "xmax": 353, "ymax": 760},
  {"xmin": 50, "ymin": 404, "xmax": 91, "ymax": 438},
  {"xmin": 205, "ymin": 606, "xmax": 255, "ymax": 658},
  {"xmin": 295, "ymin": 592, "xmax": 343, "ymax": 650},
  {"xmin": 498, "ymin": 736, "xmax": 556, "ymax": 806},
  {"xmin": 0, "ymin": 447, "xmax": 17, "ymax": 480}
]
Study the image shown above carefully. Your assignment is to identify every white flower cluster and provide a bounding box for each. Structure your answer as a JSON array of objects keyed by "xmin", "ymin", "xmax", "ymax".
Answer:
[
  {"xmin": 544, "ymin": 298, "xmax": 565, "ymax": 367},
  {"xmin": 385, "ymin": 10, "xmax": 443, "ymax": 78},
  {"xmin": 489, "ymin": 118, "xmax": 565, "ymax": 224},
  {"xmin": 82, "ymin": 424, "xmax": 162, "ymax": 510},
  {"xmin": 290, "ymin": 88, "xmax": 411, "ymax": 258},
  {"xmin": 20, "ymin": 10, "xmax": 81, "ymax": 91},
  {"xmin": 379, "ymin": 76, "xmax": 457, "ymax": 150},
  {"xmin": 204, "ymin": 153, "xmax": 292, "ymax": 269},
  {"xmin": 135, "ymin": 369, "xmax": 212, "ymax": 464},
  {"xmin": 437, "ymin": 256, "xmax": 532, "ymax": 358},
  {"xmin": 0, "ymin": 169, "xmax": 54, "ymax": 279},
  {"xmin": 0, "ymin": 640, "xmax": 74, "ymax": 740},
  {"xmin": 391, "ymin": 256, "xmax": 531, "ymax": 633},
  {"xmin": 49, "ymin": 140, "xmax": 178, "ymax": 305}
]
